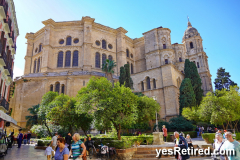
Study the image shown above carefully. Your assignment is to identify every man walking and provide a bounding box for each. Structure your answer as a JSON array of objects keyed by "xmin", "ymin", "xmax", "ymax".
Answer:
[
  {"xmin": 65, "ymin": 132, "xmax": 72, "ymax": 151},
  {"xmin": 17, "ymin": 130, "xmax": 23, "ymax": 148},
  {"xmin": 27, "ymin": 131, "xmax": 31, "ymax": 145},
  {"xmin": 223, "ymin": 132, "xmax": 240, "ymax": 160},
  {"xmin": 174, "ymin": 131, "xmax": 190, "ymax": 160},
  {"xmin": 51, "ymin": 132, "xmax": 58, "ymax": 158}
]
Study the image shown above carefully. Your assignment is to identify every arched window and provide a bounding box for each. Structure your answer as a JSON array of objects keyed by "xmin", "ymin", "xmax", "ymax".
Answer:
[
  {"xmin": 33, "ymin": 59, "xmax": 37, "ymax": 73},
  {"xmin": 65, "ymin": 51, "xmax": 71, "ymax": 67},
  {"xmin": 57, "ymin": 51, "xmax": 63, "ymax": 67},
  {"xmin": 153, "ymin": 79, "xmax": 156, "ymax": 89},
  {"xmin": 66, "ymin": 36, "xmax": 72, "ymax": 45},
  {"xmin": 131, "ymin": 63, "xmax": 133, "ymax": 74},
  {"xmin": 190, "ymin": 42, "xmax": 194, "ymax": 49},
  {"xmin": 55, "ymin": 82, "xmax": 60, "ymax": 93},
  {"xmin": 147, "ymin": 77, "xmax": 151, "ymax": 89},
  {"xmin": 102, "ymin": 54, "xmax": 106, "ymax": 65},
  {"xmin": 141, "ymin": 81, "xmax": 144, "ymax": 91},
  {"xmin": 126, "ymin": 49, "xmax": 129, "ymax": 57},
  {"xmin": 179, "ymin": 57, "xmax": 182, "ymax": 62},
  {"xmin": 72, "ymin": 50, "xmax": 78, "ymax": 67},
  {"xmin": 39, "ymin": 44, "xmax": 42, "ymax": 52},
  {"xmin": 50, "ymin": 85, "xmax": 53, "ymax": 91},
  {"xmin": 61, "ymin": 84, "xmax": 65, "ymax": 94},
  {"xmin": 163, "ymin": 44, "xmax": 166, "ymax": 49},
  {"xmin": 95, "ymin": 52, "xmax": 100, "ymax": 68},
  {"xmin": 37, "ymin": 58, "xmax": 40, "ymax": 72},
  {"xmin": 108, "ymin": 55, "xmax": 112, "ymax": 61},
  {"xmin": 102, "ymin": 40, "xmax": 106, "ymax": 49},
  {"xmin": 165, "ymin": 59, "xmax": 168, "ymax": 64},
  {"xmin": 197, "ymin": 62, "xmax": 200, "ymax": 68}
]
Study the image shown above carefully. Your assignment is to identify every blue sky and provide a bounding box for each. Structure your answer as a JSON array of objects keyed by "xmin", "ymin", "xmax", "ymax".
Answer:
[{"xmin": 13, "ymin": 0, "xmax": 240, "ymax": 89}]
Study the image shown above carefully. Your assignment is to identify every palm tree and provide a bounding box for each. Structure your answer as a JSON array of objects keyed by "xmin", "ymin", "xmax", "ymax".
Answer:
[
  {"xmin": 102, "ymin": 59, "xmax": 117, "ymax": 87},
  {"xmin": 25, "ymin": 104, "xmax": 40, "ymax": 127}
]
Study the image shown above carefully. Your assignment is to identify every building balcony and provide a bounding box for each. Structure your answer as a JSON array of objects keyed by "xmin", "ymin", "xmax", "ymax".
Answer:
[
  {"xmin": 3, "ymin": 17, "xmax": 11, "ymax": 34},
  {"xmin": 5, "ymin": 62, "xmax": 12, "ymax": 79},
  {"xmin": 0, "ymin": 0, "xmax": 8, "ymax": 20},
  {"xmin": 0, "ymin": 96, "xmax": 9, "ymax": 112},
  {"xmin": 0, "ymin": 48, "xmax": 7, "ymax": 67}
]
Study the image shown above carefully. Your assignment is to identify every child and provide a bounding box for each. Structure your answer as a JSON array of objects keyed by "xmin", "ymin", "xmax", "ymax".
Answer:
[{"xmin": 45, "ymin": 143, "xmax": 54, "ymax": 160}]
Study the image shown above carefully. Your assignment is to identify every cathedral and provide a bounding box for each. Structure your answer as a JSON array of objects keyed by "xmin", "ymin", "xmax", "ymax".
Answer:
[{"xmin": 10, "ymin": 16, "xmax": 212, "ymax": 128}]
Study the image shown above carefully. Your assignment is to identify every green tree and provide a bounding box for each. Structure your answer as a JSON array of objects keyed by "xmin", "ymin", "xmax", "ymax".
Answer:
[
  {"xmin": 214, "ymin": 67, "xmax": 237, "ymax": 91},
  {"xmin": 76, "ymin": 77, "xmax": 139, "ymax": 140},
  {"xmin": 119, "ymin": 66, "xmax": 126, "ymax": 86},
  {"xmin": 184, "ymin": 59, "xmax": 203, "ymax": 106},
  {"xmin": 179, "ymin": 78, "xmax": 196, "ymax": 115},
  {"xmin": 102, "ymin": 59, "xmax": 117, "ymax": 87},
  {"xmin": 25, "ymin": 104, "xmax": 40, "ymax": 128},
  {"xmin": 47, "ymin": 97, "xmax": 93, "ymax": 136},
  {"xmin": 38, "ymin": 91, "xmax": 59, "ymax": 137}
]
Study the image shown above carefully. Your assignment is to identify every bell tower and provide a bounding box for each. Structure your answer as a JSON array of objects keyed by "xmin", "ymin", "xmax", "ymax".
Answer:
[{"xmin": 182, "ymin": 19, "xmax": 212, "ymax": 95}]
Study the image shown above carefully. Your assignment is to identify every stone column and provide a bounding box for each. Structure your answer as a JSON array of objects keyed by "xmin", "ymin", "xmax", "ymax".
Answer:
[
  {"xmin": 82, "ymin": 16, "xmax": 94, "ymax": 71},
  {"xmin": 116, "ymin": 27, "xmax": 128, "ymax": 76},
  {"xmin": 152, "ymin": 132, "xmax": 164, "ymax": 145}
]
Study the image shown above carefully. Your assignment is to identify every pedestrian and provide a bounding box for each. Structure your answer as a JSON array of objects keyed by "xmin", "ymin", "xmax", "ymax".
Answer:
[
  {"xmin": 65, "ymin": 132, "xmax": 72, "ymax": 152},
  {"xmin": 85, "ymin": 135, "xmax": 93, "ymax": 156},
  {"xmin": 198, "ymin": 126, "xmax": 202, "ymax": 137},
  {"xmin": 10, "ymin": 132, "xmax": 14, "ymax": 148},
  {"xmin": 223, "ymin": 132, "xmax": 240, "ymax": 160},
  {"xmin": 17, "ymin": 130, "xmax": 23, "ymax": 148},
  {"xmin": 23, "ymin": 132, "xmax": 27, "ymax": 144},
  {"xmin": 174, "ymin": 131, "xmax": 190, "ymax": 160},
  {"xmin": 212, "ymin": 133, "xmax": 225, "ymax": 160},
  {"xmin": 27, "ymin": 131, "xmax": 31, "ymax": 144},
  {"xmin": 195, "ymin": 126, "xmax": 199, "ymax": 137},
  {"xmin": 201, "ymin": 126, "xmax": 204, "ymax": 134},
  {"xmin": 45, "ymin": 143, "xmax": 54, "ymax": 160},
  {"xmin": 51, "ymin": 132, "xmax": 58, "ymax": 158},
  {"xmin": 185, "ymin": 134, "xmax": 194, "ymax": 149},
  {"xmin": 55, "ymin": 137, "xmax": 69, "ymax": 160},
  {"xmin": 162, "ymin": 125, "xmax": 167, "ymax": 142},
  {"xmin": 69, "ymin": 133, "xmax": 87, "ymax": 160}
]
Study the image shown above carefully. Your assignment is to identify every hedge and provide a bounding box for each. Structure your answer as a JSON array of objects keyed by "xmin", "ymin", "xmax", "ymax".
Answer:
[
  {"xmin": 37, "ymin": 140, "xmax": 52, "ymax": 146},
  {"xmin": 202, "ymin": 133, "xmax": 215, "ymax": 144}
]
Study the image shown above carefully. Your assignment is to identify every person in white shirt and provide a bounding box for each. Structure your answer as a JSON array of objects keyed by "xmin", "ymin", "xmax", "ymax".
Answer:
[
  {"xmin": 51, "ymin": 132, "xmax": 58, "ymax": 157},
  {"xmin": 45, "ymin": 143, "xmax": 54, "ymax": 160}
]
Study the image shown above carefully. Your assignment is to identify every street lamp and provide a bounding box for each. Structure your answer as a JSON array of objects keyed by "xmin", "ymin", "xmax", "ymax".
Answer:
[{"xmin": 152, "ymin": 96, "xmax": 159, "ymax": 132}]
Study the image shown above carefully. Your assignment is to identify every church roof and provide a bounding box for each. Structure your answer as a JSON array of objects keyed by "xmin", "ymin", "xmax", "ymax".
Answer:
[{"xmin": 182, "ymin": 21, "xmax": 200, "ymax": 41}]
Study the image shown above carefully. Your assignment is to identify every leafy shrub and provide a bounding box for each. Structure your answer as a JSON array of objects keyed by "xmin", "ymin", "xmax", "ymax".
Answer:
[
  {"xmin": 168, "ymin": 116, "xmax": 194, "ymax": 131},
  {"xmin": 202, "ymin": 133, "xmax": 215, "ymax": 144},
  {"xmin": 37, "ymin": 140, "xmax": 52, "ymax": 146},
  {"xmin": 235, "ymin": 132, "xmax": 240, "ymax": 140}
]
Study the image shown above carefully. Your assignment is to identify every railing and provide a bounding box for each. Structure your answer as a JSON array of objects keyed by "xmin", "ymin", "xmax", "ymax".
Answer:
[
  {"xmin": 0, "ymin": 97, "xmax": 9, "ymax": 111},
  {"xmin": 0, "ymin": 50, "xmax": 7, "ymax": 64},
  {"xmin": 6, "ymin": 61, "xmax": 13, "ymax": 79},
  {"xmin": 159, "ymin": 46, "xmax": 173, "ymax": 50}
]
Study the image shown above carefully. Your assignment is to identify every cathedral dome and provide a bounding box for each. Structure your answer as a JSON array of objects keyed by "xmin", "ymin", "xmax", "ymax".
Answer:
[{"xmin": 182, "ymin": 21, "xmax": 200, "ymax": 40}]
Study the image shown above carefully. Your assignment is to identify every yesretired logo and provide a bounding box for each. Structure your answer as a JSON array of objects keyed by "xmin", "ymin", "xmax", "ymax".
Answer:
[{"xmin": 155, "ymin": 147, "xmax": 235, "ymax": 157}]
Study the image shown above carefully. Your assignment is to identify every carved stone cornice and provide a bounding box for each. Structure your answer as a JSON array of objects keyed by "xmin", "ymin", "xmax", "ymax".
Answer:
[{"xmin": 116, "ymin": 27, "xmax": 128, "ymax": 34}]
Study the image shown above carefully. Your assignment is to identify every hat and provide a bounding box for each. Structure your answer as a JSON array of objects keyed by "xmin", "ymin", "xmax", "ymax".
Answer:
[{"xmin": 224, "ymin": 130, "xmax": 227, "ymax": 132}]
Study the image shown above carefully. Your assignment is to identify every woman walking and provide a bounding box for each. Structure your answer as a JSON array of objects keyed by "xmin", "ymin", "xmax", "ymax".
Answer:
[
  {"xmin": 69, "ymin": 133, "xmax": 87, "ymax": 160},
  {"xmin": 54, "ymin": 137, "xmax": 69, "ymax": 160},
  {"xmin": 162, "ymin": 125, "xmax": 167, "ymax": 142}
]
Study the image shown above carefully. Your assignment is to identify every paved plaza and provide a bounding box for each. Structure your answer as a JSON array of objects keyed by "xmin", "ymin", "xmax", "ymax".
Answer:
[{"xmin": 0, "ymin": 138, "xmax": 213, "ymax": 160}]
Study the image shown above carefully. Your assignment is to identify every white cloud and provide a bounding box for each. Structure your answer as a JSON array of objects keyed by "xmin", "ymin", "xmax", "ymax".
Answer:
[{"xmin": 13, "ymin": 66, "xmax": 24, "ymax": 79}]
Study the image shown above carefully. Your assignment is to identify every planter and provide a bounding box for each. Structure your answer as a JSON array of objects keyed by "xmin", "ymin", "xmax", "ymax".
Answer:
[{"xmin": 116, "ymin": 147, "xmax": 137, "ymax": 160}]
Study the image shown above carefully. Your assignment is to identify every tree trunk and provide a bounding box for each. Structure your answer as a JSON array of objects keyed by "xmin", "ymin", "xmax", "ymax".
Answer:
[
  {"xmin": 83, "ymin": 129, "xmax": 88, "ymax": 138},
  {"xmin": 106, "ymin": 73, "xmax": 114, "ymax": 88},
  {"xmin": 117, "ymin": 124, "xmax": 121, "ymax": 140},
  {"xmin": 44, "ymin": 121, "xmax": 52, "ymax": 137}
]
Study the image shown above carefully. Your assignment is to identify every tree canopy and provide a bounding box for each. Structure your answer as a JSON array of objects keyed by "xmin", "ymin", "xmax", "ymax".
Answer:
[
  {"xmin": 76, "ymin": 77, "xmax": 160, "ymax": 140},
  {"xmin": 25, "ymin": 104, "xmax": 40, "ymax": 127},
  {"xmin": 214, "ymin": 67, "xmax": 237, "ymax": 91}
]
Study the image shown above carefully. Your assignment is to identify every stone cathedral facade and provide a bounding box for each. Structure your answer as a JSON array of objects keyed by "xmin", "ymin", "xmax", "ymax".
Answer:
[{"xmin": 10, "ymin": 16, "xmax": 212, "ymax": 127}]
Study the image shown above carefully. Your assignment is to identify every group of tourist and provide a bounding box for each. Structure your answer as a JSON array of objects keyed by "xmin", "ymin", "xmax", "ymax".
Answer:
[
  {"xmin": 47, "ymin": 132, "xmax": 87, "ymax": 160},
  {"xmin": 173, "ymin": 130, "xmax": 240, "ymax": 160},
  {"xmin": 15, "ymin": 130, "xmax": 31, "ymax": 148}
]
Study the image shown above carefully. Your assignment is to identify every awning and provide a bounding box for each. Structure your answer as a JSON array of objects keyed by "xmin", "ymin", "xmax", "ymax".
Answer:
[{"xmin": 0, "ymin": 110, "xmax": 17, "ymax": 125}]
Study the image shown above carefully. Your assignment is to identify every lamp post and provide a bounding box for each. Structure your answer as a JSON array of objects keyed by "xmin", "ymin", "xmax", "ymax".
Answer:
[{"xmin": 152, "ymin": 96, "xmax": 159, "ymax": 132}]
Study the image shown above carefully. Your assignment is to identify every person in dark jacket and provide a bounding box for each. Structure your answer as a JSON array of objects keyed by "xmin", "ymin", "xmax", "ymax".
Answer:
[
  {"xmin": 65, "ymin": 132, "xmax": 72, "ymax": 151},
  {"xmin": 27, "ymin": 131, "xmax": 31, "ymax": 144},
  {"xmin": 174, "ymin": 131, "xmax": 190, "ymax": 160},
  {"xmin": 17, "ymin": 130, "xmax": 23, "ymax": 148}
]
